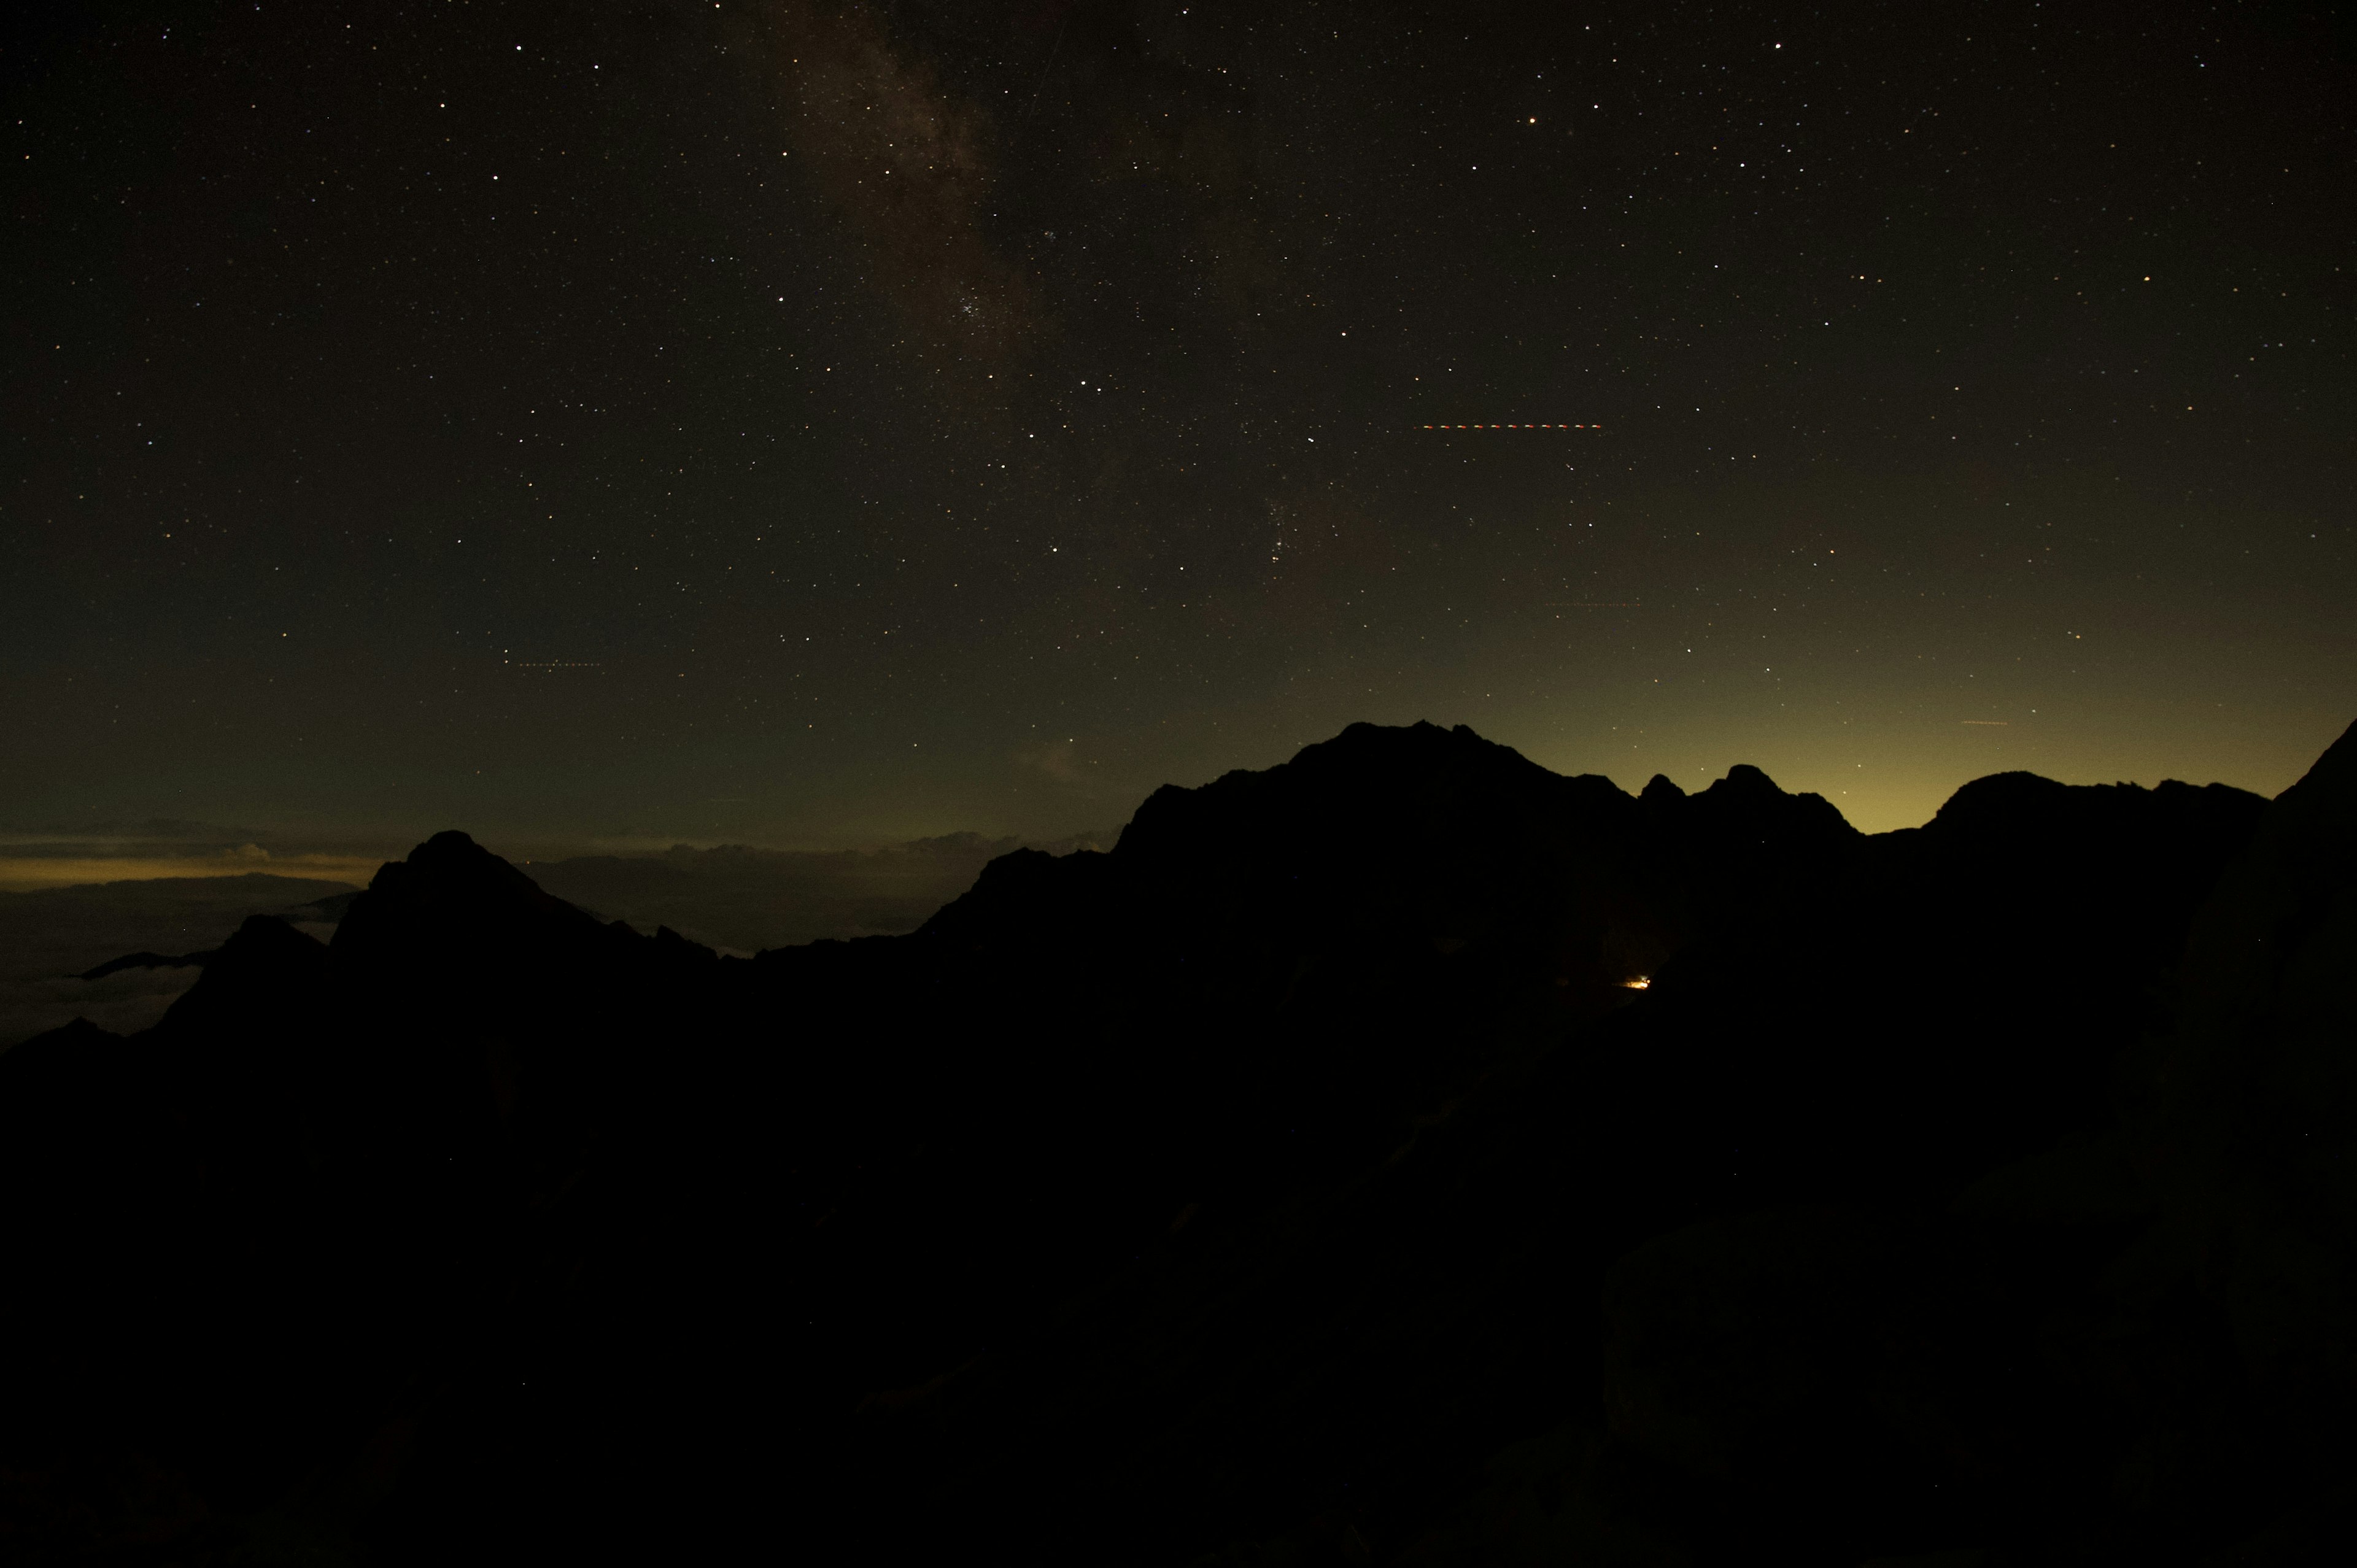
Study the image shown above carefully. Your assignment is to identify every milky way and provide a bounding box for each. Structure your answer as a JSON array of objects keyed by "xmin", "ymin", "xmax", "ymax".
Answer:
[{"xmin": 7, "ymin": 0, "xmax": 2351, "ymax": 849}]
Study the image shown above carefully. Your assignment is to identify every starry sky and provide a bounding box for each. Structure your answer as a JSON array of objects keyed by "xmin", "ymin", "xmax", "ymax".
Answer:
[{"xmin": 6, "ymin": 0, "xmax": 2353, "ymax": 855}]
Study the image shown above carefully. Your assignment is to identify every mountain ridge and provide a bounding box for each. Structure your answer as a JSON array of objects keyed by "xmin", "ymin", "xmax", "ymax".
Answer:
[{"xmin": 4, "ymin": 719, "xmax": 2345, "ymax": 1568}]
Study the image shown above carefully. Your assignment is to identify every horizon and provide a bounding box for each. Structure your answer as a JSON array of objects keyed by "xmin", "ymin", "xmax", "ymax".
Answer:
[{"xmin": 1, "ymin": 711, "xmax": 2326, "ymax": 894}]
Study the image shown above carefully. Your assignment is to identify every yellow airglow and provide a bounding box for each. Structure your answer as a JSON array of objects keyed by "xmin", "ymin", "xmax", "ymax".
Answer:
[{"xmin": 0, "ymin": 855, "xmax": 381, "ymax": 892}]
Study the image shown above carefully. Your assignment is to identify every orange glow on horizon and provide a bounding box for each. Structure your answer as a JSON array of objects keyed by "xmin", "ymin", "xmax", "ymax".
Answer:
[{"xmin": 0, "ymin": 855, "xmax": 380, "ymax": 892}]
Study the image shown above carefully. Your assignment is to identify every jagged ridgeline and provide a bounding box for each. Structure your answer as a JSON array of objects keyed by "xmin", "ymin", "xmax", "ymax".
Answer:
[{"xmin": 2, "ymin": 719, "xmax": 2353, "ymax": 1566}]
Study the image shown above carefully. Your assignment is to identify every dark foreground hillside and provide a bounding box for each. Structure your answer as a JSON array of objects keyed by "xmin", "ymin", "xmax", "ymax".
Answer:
[{"xmin": 3, "ymin": 719, "xmax": 2352, "ymax": 1567}]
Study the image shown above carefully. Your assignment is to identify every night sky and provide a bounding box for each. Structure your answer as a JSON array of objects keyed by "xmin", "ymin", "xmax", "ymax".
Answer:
[{"xmin": 7, "ymin": 0, "xmax": 2353, "ymax": 854}]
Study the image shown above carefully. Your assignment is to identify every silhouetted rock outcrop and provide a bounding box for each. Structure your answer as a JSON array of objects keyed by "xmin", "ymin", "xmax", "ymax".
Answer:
[
  {"xmin": 4, "ymin": 720, "xmax": 2348, "ymax": 1568},
  {"xmin": 74, "ymin": 948, "xmax": 217, "ymax": 980}
]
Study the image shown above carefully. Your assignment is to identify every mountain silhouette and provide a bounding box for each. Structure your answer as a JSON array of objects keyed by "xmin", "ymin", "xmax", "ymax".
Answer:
[
  {"xmin": 74, "ymin": 948, "xmax": 218, "ymax": 981},
  {"xmin": 2, "ymin": 719, "xmax": 2350, "ymax": 1566}
]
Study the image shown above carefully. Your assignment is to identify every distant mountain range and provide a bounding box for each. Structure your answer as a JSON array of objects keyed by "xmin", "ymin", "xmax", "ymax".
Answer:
[{"xmin": 2, "ymin": 719, "xmax": 2351, "ymax": 1567}]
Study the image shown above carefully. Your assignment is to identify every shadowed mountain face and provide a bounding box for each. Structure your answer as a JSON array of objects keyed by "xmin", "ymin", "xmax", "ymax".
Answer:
[{"xmin": 5, "ymin": 719, "xmax": 2349, "ymax": 1567}]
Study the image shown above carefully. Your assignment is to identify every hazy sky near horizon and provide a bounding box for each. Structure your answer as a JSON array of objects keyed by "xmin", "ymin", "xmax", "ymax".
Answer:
[{"xmin": 7, "ymin": 0, "xmax": 2352, "ymax": 846}]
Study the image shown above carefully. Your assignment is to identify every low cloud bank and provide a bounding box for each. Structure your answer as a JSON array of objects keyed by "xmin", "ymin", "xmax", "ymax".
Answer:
[{"xmin": 0, "ymin": 875, "xmax": 357, "ymax": 1048}]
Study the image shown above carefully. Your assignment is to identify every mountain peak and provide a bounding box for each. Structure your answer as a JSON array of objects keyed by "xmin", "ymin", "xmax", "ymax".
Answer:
[
  {"xmin": 333, "ymin": 829, "xmax": 602, "ymax": 973},
  {"xmin": 1712, "ymin": 762, "xmax": 1781, "ymax": 794}
]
